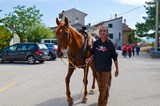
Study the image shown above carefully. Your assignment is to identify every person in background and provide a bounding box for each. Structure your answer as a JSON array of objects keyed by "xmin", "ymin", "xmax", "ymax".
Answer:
[
  {"xmin": 136, "ymin": 45, "xmax": 140, "ymax": 56},
  {"xmin": 122, "ymin": 44, "xmax": 127, "ymax": 58},
  {"xmin": 132, "ymin": 44, "xmax": 135, "ymax": 56},
  {"xmin": 86, "ymin": 26, "xmax": 119, "ymax": 106},
  {"xmin": 128, "ymin": 44, "xmax": 132, "ymax": 58}
]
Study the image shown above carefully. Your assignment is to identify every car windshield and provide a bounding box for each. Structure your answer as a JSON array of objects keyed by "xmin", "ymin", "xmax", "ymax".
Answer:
[{"xmin": 38, "ymin": 44, "xmax": 48, "ymax": 50}]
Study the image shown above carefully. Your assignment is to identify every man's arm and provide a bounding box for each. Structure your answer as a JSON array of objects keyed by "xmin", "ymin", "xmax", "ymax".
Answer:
[
  {"xmin": 85, "ymin": 55, "xmax": 93, "ymax": 64},
  {"xmin": 114, "ymin": 60, "xmax": 119, "ymax": 77}
]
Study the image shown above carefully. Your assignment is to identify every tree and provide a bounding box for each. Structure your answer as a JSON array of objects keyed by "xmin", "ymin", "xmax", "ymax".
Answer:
[
  {"xmin": 1, "ymin": 5, "xmax": 43, "ymax": 42},
  {"xmin": 26, "ymin": 23, "xmax": 54, "ymax": 42},
  {"xmin": 0, "ymin": 26, "xmax": 12, "ymax": 50},
  {"xmin": 135, "ymin": 0, "xmax": 160, "ymax": 38}
]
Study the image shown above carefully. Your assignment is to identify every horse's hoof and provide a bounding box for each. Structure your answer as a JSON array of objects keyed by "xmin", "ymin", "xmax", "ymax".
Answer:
[
  {"xmin": 68, "ymin": 101, "xmax": 73, "ymax": 106},
  {"xmin": 89, "ymin": 89, "xmax": 94, "ymax": 95},
  {"xmin": 81, "ymin": 97, "xmax": 87, "ymax": 103},
  {"xmin": 67, "ymin": 97, "xmax": 73, "ymax": 106}
]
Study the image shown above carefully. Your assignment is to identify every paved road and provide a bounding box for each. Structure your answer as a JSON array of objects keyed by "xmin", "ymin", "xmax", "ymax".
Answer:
[{"xmin": 0, "ymin": 51, "xmax": 160, "ymax": 106}]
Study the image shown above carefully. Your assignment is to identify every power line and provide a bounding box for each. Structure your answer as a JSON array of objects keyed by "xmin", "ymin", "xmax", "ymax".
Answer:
[
  {"xmin": 88, "ymin": 5, "xmax": 145, "ymax": 25},
  {"xmin": 118, "ymin": 5, "xmax": 144, "ymax": 16}
]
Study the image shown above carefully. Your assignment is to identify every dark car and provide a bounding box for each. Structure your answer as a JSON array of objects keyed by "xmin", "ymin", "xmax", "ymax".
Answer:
[
  {"xmin": 44, "ymin": 43, "xmax": 57, "ymax": 60},
  {"xmin": 0, "ymin": 43, "xmax": 49, "ymax": 64}
]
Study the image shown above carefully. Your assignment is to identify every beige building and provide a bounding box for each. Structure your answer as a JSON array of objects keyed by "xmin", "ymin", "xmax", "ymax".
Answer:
[
  {"xmin": 59, "ymin": 8, "xmax": 87, "ymax": 26},
  {"xmin": 122, "ymin": 19, "xmax": 133, "ymax": 45}
]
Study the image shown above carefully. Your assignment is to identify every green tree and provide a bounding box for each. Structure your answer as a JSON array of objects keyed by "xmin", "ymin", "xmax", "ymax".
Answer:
[
  {"xmin": 26, "ymin": 23, "xmax": 54, "ymax": 42},
  {"xmin": 1, "ymin": 5, "xmax": 43, "ymax": 42},
  {"xmin": 135, "ymin": 0, "xmax": 160, "ymax": 38},
  {"xmin": 0, "ymin": 26, "xmax": 12, "ymax": 50}
]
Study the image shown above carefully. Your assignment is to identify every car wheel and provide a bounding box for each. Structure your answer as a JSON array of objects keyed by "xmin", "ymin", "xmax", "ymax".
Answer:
[
  {"xmin": 52, "ymin": 57, "xmax": 56, "ymax": 60},
  {"xmin": 0, "ymin": 56, "xmax": 3, "ymax": 63},
  {"xmin": 39, "ymin": 60, "xmax": 44, "ymax": 63},
  {"xmin": 27, "ymin": 56, "xmax": 35, "ymax": 64},
  {"xmin": 48, "ymin": 53, "xmax": 53, "ymax": 60}
]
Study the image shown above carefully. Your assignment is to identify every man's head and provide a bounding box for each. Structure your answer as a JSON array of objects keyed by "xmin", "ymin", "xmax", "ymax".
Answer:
[{"xmin": 99, "ymin": 25, "xmax": 108, "ymax": 40}]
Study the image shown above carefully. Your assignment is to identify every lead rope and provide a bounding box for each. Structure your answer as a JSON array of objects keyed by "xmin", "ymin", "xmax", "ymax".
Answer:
[{"xmin": 60, "ymin": 56, "xmax": 87, "ymax": 69}]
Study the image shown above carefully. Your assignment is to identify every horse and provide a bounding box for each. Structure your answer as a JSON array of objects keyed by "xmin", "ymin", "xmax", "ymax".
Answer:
[{"xmin": 55, "ymin": 17, "xmax": 96, "ymax": 106}]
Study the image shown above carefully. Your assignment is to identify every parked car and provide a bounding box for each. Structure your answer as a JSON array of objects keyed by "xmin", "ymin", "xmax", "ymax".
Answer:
[
  {"xmin": 41, "ymin": 38, "xmax": 57, "ymax": 45},
  {"xmin": 0, "ymin": 43, "xmax": 49, "ymax": 64},
  {"xmin": 44, "ymin": 43, "xmax": 57, "ymax": 60}
]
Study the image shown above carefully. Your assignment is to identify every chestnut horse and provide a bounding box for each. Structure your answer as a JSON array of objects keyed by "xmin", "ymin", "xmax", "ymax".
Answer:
[{"xmin": 55, "ymin": 17, "xmax": 96, "ymax": 106}]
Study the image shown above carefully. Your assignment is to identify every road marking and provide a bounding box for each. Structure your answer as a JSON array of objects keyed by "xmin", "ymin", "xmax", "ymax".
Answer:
[{"xmin": 0, "ymin": 83, "xmax": 16, "ymax": 92}]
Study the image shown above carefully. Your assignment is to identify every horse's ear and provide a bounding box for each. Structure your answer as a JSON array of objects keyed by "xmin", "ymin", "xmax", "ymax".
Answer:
[
  {"xmin": 64, "ymin": 17, "xmax": 69, "ymax": 26},
  {"xmin": 56, "ymin": 17, "xmax": 60, "ymax": 25}
]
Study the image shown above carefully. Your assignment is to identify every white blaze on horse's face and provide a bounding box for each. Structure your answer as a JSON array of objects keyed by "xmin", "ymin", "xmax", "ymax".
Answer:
[
  {"xmin": 59, "ymin": 29, "xmax": 62, "ymax": 33},
  {"xmin": 55, "ymin": 18, "xmax": 71, "ymax": 51}
]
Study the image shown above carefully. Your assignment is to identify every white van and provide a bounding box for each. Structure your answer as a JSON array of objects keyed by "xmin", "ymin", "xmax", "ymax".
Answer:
[{"xmin": 41, "ymin": 39, "xmax": 57, "ymax": 45}]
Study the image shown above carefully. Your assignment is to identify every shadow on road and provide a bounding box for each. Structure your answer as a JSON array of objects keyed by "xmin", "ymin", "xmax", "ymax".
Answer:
[{"xmin": 36, "ymin": 93, "xmax": 97, "ymax": 106}]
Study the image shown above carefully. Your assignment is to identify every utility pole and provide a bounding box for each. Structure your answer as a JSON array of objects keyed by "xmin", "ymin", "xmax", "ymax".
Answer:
[{"xmin": 155, "ymin": 0, "xmax": 159, "ymax": 49}]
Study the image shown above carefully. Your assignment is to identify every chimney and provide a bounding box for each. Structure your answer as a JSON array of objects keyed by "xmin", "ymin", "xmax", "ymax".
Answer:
[
  {"xmin": 115, "ymin": 14, "xmax": 117, "ymax": 19},
  {"xmin": 124, "ymin": 19, "xmax": 126, "ymax": 24}
]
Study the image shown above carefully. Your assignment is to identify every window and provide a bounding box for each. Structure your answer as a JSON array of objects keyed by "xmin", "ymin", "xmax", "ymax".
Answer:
[
  {"xmin": 51, "ymin": 39, "xmax": 57, "ymax": 45},
  {"xmin": 6, "ymin": 45, "xmax": 18, "ymax": 52},
  {"xmin": 108, "ymin": 24, "xmax": 113, "ymax": 28},
  {"xmin": 109, "ymin": 33, "xmax": 113, "ymax": 39},
  {"xmin": 28, "ymin": 44, "xmax": 36, "ymax": 50},
  {"xmin": 17, "ymin": 44, "xmax": 28, "ymax": 50},
  {"xmin": 41, "ymin": 39, "xmax": 57, "ymax": 44},
  {"xmin": 44, "ymin": 40, "xmax": 51, "ymax": 43},
  {"xmin": 38, "ymin": 44, "xmax": 48, "ymax": 50}
]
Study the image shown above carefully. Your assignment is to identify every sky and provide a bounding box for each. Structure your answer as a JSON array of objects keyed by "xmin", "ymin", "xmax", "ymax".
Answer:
[{"xmin": 0, "ymin": 0, "xmax": 152, "ymax": 29}]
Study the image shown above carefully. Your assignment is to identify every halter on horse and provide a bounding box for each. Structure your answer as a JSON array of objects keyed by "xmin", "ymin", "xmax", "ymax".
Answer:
[{"xmin": 55, "ymin": 17, "xmax": 96, "ymax": 106}]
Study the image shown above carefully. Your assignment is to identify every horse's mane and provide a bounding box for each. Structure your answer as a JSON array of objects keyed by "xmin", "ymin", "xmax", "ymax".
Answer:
[{"xmin": 68, "ymin": 25, "xmax": 83, "ymax": 36}]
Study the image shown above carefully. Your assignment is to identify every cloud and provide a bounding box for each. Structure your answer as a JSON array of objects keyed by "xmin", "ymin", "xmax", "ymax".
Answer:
[{"xmin": 114, "ymin": 0, "xmax": 152, "ymax": 6}]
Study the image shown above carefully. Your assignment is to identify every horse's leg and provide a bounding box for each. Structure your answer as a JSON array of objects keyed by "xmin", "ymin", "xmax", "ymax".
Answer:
[
  {"xmin": 81, "ymin": 66, "xmax": 89, "ymax": 103},
  {"xmin": 89, "ymin": 63, "xmax": 97, "ymax": 95},
  {"xmin": 65, "ymin": 66, "xmax": 75, "ymax": 106}
]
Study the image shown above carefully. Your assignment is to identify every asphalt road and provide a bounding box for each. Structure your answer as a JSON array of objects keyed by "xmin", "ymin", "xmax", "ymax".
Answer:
[{"xmin": 0, "ymin": 51, "xmax": 160, "ymax": 106}]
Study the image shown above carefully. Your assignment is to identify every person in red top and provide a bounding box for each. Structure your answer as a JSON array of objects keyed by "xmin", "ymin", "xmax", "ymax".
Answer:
[{"xmin": 122, "ymin": 44, "xmax": 127, "ymax": 58}]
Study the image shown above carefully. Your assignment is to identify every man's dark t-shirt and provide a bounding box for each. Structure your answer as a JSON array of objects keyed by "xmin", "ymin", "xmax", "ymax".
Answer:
[{"xmin": 92, "ymin": 39, "xmax": 118, "ymax": 72}]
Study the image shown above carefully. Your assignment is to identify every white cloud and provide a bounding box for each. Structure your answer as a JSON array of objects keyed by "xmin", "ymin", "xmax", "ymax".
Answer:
[{"xmin": 114, "ymin": 0, "xmax": 152, "ymax": 6}]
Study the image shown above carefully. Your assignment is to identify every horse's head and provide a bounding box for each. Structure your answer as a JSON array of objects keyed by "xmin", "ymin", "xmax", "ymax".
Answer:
[{"xmin": 55, "ymin": 17, "xmax": 71, "ymax": 57}]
